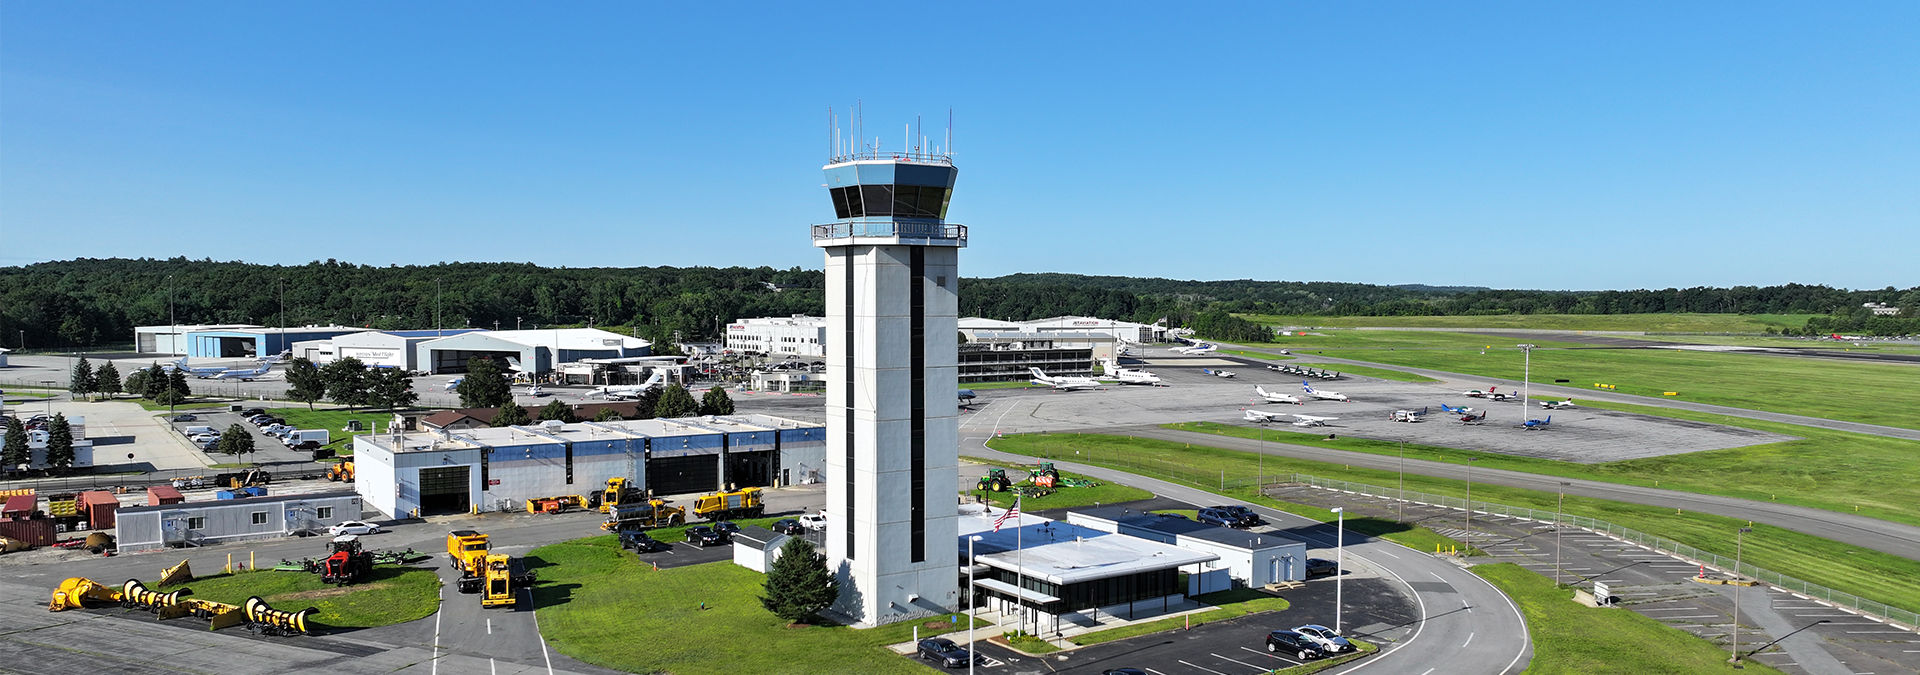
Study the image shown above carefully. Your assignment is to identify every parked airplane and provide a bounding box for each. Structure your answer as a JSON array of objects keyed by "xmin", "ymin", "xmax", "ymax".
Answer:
[
  {"xmin": 958, "ymin": 389, "xmax": 977, "ymax": 404},
  {"xmin": 1171, "ymin": 342, "xmax": 1217, "ymax": 355},
  {"xmin": 1290, "ymin": 414, "xmax": 1338, "ymax": 428},
  {"xmin": 521, "ymin": 385, "xmax": 549, "ymax": 397},
  {"xmin": 258, "ymin": 350, "xmax": 292, "ymax": 364},
  {"xmin": 1522, "ymin": 415, "xmax": 1553, "ymax": 430},
  {"xmin": 444, "ymin": 377, "xmax": 464, "ymax": 392},
  {"xmin": 1099, "ymin": 359, "xmax": 1162, "ymax": 385},
  {"xmin": 1463, "ymin": 386, "xmax": 1497, "ymax": 398},
  {"xmin": 1254, "ymin": 386, "xmax": 1301, "ymax": 404},
  {"xmin": 1390, "ymin": 407, "xmax": 1428, "ymax": 422},
  {"xmin": 1029, "ymin": 368, "xmax": 1102, "ymax": 391},
  {"xmin": 1439, "ymin": 403, "xmax": 1477, "ymax": 415},
  {"xmin": 1458, "ymin": 409, "xmax": 1489, "ymax": 424},
  {"xmin": 164, "ymin": 357, "xmax": 230, "ymax": 378},
  {"xmin": 1302, "ymin": 382, "xmax": 1349, "ymax": 401},
  {"xmin": 1202, "ymin": 368, "xmax": 1236, "ymax": 378},
  {"xmin": 1243, "ymin": 409, "xmax": 1291, "ymax": 424},
  {"xmin": 588, "ymin": 371, "xmax": 668, "ymax": 400},
  {"xmin": 1540, "ymin": 398, "xmax": 1577, "ymax": 410},
  {"xmin": 211, "ymin": 362, "xmax": 277, "ymax": 381},
  {"xmin": 1487, "ymin": 389, "xmax": 1519, "ymax": 402}
]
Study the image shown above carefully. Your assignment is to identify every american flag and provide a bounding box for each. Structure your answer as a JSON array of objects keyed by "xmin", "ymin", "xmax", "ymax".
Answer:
[{"xmin": 992, "ymin": 497, "xmax": 1021, "ymax": 532}]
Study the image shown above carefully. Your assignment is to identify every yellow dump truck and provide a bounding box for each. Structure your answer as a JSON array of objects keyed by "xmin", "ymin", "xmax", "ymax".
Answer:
[
  {"xmin": 447, "ymin": 530, "xmax": 490, "ymax": 593},
  {"xmin": 600, "ymin": 498, "xmax": 686, "ymax": 531},
  {"xmin": 692, "ymin": 486, "xmax": 765, "ymax": 521}
]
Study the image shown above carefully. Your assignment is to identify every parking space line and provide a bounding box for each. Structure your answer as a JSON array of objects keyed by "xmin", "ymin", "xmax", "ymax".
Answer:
[
  {"xmin": 1239, "ymin": 646, "xmax": 1300, "ymax": 665},
  {"xmin": 1177, "ymin": 660, "xmax": 1232, "ymax": 675},
  {"xmin": 1212, "ymin": 653, "xmax": 1269, "ymax": 671}
]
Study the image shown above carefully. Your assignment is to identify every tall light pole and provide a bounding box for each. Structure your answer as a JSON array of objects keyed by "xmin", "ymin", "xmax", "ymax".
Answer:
[
  {"xmin": 435, "ymin": 278, "xmax": 443, "ymax": 337},
  {"xmin": 1555, "ymin": 481, "xmax": 1571, "ymax": 586},
  {"xmin": 167, "ymin": 274, "xmax": 177, "ymax": 356},
  {"xmin": 1517, "ymin": 344, "xmax": 1536, "ymax": 407},
  {"xmin": 1331, "ymin": 507, "xmax": 1345, "ymax": 633},
  {"xmin": 968, "ymin": 534, "xmax": 982, "ymax": 675},
  {"xmin": 1397, "ymin": 440, "xmax": 1406, "ymax": 522},
  {"xmin": 1464, "ymin": 457, "xmax": 1479, "ymax": 553},
  {"xmin": 1730, "ymin": 525, "xmax": 1754, "ymax": 666}
]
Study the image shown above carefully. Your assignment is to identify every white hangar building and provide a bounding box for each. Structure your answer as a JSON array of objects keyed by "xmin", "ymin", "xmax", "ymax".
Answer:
[{"xmin": 412, "ymin": 328, "xmax": 652, "ymax": 375}]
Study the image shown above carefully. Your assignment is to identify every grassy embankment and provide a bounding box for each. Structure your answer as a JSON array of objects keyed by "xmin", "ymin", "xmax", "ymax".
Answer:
[
  {"xmin": 986, "ymin": 432, "xmax": 1920, "ymax": 617},
  {"xmin": 1237, "ymin": 313, "xmax": 1816, "ymax": 333},
  {"xmin": 529, "ymin": 539, "xmax": 985, "ymax": 675},
  {"xmin": 156, "ymin": 566, "xmax": 440, "ymax": 629},
  {"xmin": 1474, "ymin": 563, "xmax": 1786, "ymax": 674},
  {"xmin": 960, "ymin": 456, "xmax": 1154, "ymax": 510}
]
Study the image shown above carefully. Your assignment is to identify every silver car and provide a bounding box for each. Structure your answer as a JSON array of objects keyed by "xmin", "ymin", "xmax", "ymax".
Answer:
[{"xmin": 1292, "ymin": 624, "xmax": 1353, "ymax": 653}]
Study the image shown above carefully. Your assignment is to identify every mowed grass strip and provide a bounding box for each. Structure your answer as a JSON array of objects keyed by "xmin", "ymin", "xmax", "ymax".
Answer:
[
  {"xmin": 1293, "ymin": 363, "xmax": 1438, "ymax": 383},
  {"xmin": 528, "ymin": 541, "xmax": 982, "ymax": 675},
  {"xmin": 960, "ymin": 456, "xmax": 1154, "ymax": 510},
  {"xmin": 156, "ymin": 566, "xmax": 440, "ymax": 629},
  {"xmin": 986, "ymin": 433, "xmax": 1920, "ymax": 616},
  {"xmin": 1472, "ymin": 563, "xmax": 1787, "ymax": 675},
  {"xmin": 1236, "ymin": 313, "xmax": 1816, "ymax": 333}
]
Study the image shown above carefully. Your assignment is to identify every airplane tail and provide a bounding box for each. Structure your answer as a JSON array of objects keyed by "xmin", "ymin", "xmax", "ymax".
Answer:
[
  {"xmin": 1029, "ymin": 367, "xmax": 1053, "ymax": 382},
  {"xmin": 1301, "ymin": 381, "xmax": 1315, "ymax": 393}
]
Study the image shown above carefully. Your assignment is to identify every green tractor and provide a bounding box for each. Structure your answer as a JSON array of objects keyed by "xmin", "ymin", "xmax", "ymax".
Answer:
[
  {"xmin": 977, "ymin": 468, "xmax": 1012, "ymax": 492},
  {"xmin": 1030, "ymin": 462, "xmax": 1062, "ymax": 488}
]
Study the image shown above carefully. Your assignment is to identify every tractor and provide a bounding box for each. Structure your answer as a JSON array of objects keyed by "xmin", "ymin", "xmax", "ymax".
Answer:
[
  {"xmin": 977, "ymin": 468, "xmax": 1011, "ymax": 492},
  {"xmin": 1030, "ymin": 462, "xmax": 1061, "ymax": 488},
  {"xmin": 320, "ymin": 535, "xmax": 374, "ymax": 585}
]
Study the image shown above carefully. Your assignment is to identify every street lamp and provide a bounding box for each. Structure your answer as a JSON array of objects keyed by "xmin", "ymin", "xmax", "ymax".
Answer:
[
  {"xmin": 1331, "ymin": 506, "xmax": 1345, "ymax": 633},
  {"xmin": 1730, "ymin": 526, "xmax": 1754, "ymax": 665},
  {"xmin": 41, "ymin": 381, "xmax": 55, "ymax": 417},
  {"xmin": 1397, "ymin": 440, "xmax": 1406, "ymax": 522},
  {"xmin": 1517, "ymin": 344, "xmax": 1536, "ymax": 407},
  {"xmin": 1464, "ymin": 457, "xmax": 1479, "ymax": 553},
  {"xmin": 968, "ymin": 534, "xmax": 983, "ymax": 675},
  {"xmin": 1555, "ymin": 481, "xmax": 1572, "ymax": 587}
]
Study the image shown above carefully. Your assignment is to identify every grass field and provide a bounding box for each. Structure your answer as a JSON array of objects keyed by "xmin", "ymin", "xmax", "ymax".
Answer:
[
  {"xmin": 156, "ymin": 566, "xmax": 440, "ymax": 630},
  {"xmin": 529, "ymin": 541, "xmax": 983, "ymax": 675},
  {"xmin": 1300, "ymin": 363, "xmax": 1439, "ymax": 383},
  {"xmin": 1473, "ymin": 563, "xmax": 1785, "ymax": 674},
  {"xmin": 1238, "ymin": 313, "xmax": 1818, "ymax": 333},
  {"xmin": 274, "ymin": 407, "xmax": 425, "ymax": 456},
  {"xmin": 1219, "ymin": 348, "xmax": 1295, "ymax": 361},
  {"xmin": 986, "ymin": 433, "xmax": 1920, "ymax": 617},
  {"xmin": 1068, "ymin": 587, "xmax": 1290, "ymax": 646},
  {"xmin": 961, "ymin": 456, "xmax": 1154, "ymax": 510}
]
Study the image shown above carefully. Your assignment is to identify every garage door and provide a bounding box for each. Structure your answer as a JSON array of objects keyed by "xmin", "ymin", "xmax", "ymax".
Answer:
[
  {"xmin": 648, "ymin": 455, "xmax": 718, "ymax": 496},
  {"xmin": 419, "ymin": 465, "xmax": 471, "ymax": 515}
]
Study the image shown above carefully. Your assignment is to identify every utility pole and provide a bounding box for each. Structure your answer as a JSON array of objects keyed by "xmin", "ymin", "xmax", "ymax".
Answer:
[
  {"xmin": 1730, "ymin": 525, "xmax": 1754, "ymax": 666},
  {"xmin": 1555, "ymin": 482, "xmax": 1571, "ymax": 586},
  {"xmin": 1517, "ymin": 344, "xmax": 1536, "ymax": 407}
]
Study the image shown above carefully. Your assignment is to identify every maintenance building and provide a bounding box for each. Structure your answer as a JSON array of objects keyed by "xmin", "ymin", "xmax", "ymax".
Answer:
[
  {"xmin": 289, "ymin": 329, "xmax": 486, "ymax": 370},
  {"xmin": 114, "ymin": 492, "xmax": 364, "ymax": 552},
  {"xmin": 133, "ymin": 324, "xmax": 366, "ymax": 359},
  {"xmin": 960, "ymin": 507, "xmax": 1219, "ymax": 638}
]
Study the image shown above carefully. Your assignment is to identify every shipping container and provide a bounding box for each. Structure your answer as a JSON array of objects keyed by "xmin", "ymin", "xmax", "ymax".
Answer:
[
  {"xmin": 77, "ymin": 491, "xmax": 119, "ymax": 530},
  {"xmin": 216, "ymin": 490, "xmax": 239, "ymax": 500},
  {"xmin": 146, "ymin": 485, "xmax": 185, "ymax": 506},
  {"xmin": 243, "ymin": 487, "xmax": 267, "ymax": 497},
  {"xmin": 0, "ymin": 518, "xmax": 57, "ymax": 547},
  {"xmin": 2, "ymin": 495, "xmax": 36, "ymax": 519}
]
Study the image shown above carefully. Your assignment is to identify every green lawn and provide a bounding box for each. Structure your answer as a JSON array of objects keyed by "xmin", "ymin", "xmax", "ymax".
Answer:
[
  {"xmin": 275, "ymin": 407, "xmax": 425, "ymax": 455},
  {"xmin": 1237, "ymin": 313, "xmax": 1817, "ymax": 333},
  {"xmin": 961, "ymin": 456, "xmax": 1154, "ymax": 510},
  {"xmin": 1069, "ymin": 587, "xmax": 1290, "ymax": 646},
  {"xmin": 986, "ymin": 433, "xmax": 1920, "ymax": 617},
  {"xmin": 1473, "ymin": 563, "xmax": 1785, "ymax": 674},
  {"xmin": 1302, "ymin": 363, "xmax": 1439, "ymax": 383},
  {"xmin": 529, "ymin": 541, "xmax": 983, "ymax": 675},
  {"xmin": 156, "ymin": 565, "xmax": 440, "ymax": 630}
]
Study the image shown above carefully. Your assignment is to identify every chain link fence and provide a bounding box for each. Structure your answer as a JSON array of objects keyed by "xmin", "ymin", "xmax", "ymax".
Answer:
[
  {"xmin": 2, "ymin": 463, "xmax": 337, "ymax": 494},
  {"xmin": 1289, "ymin": 472, "xmax": 1919, "ymax": 632}
]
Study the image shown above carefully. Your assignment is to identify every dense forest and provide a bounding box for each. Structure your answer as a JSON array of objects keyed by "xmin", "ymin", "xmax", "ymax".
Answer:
[{"xmin": 2, "ymin": 259, "xmax": 1915, "ymax": 350}]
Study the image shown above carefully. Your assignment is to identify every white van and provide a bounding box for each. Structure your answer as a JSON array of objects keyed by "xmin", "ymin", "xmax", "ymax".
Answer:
[
  {"xmin": 182, "ymin": 425, "xmax": 215, "ymax": 436},
  {"xmin": 284, "ymin": 429, "xmax": 329, "ymax": 446}
]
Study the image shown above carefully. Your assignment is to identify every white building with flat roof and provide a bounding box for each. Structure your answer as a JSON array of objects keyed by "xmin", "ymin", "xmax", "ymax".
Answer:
[
  {"xmin": 960, "ymin": 507, "xmax": 1219, "ymax": 637},
  {"xmin": 727, "ymin": 315, "xmax": 829, "ymax": 357},
  {"xmin": 959, "ymin": 316, "xmax": 1165, "ymax": 344}
]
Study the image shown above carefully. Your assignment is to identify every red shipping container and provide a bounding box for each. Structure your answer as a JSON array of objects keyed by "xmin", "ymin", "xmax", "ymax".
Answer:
[
  {"xmin": 78, "ymin": 491, "xmax": 119, "ymax": 530},
  {"xmin": 147, "ymin": 485, "xmax": 185, "ymax": 506},
  {"xmin": 1, "ymin": 495, "xmax": 35, "ymax": 519},
  {"xmin": 0, "ymin": 518, "xmax": 57, "ymax": 547}
]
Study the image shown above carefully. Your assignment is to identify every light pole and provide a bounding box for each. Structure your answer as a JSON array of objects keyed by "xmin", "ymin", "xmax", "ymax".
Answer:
[
  {"xmin": 41, "ymin": 381, "xmax": 55, "ymax": 417},
  {"xmin": 1740, "ymin": 619, "xmax": 1829, "ymax": 664},
  {"xmin": 1464, "ymin": 457, "xmax": 1479, "ymax": 553},
  {"xmin": 1555, "ymin": 481, "xmax": 1571, "ymax": 587},
  {"xmin": 1397, "ymin": 440, "xmax": 1406, "ymax": 522},
  {"xmin": 167, "ymin": 274, "xmax": 176, "ymax": 356},
  {"xmin": 1517, "ymin": 344, "xmax": 1535, "ymax": 408},
  {"xmin": 1331, "ymin": 506, "xmax": 1345, "ymax": 633},
  {"xmin": 1730, "ymin": 525, "xmax": 1754, "ymax": 665},
  {"xmin": 968, "ymin": 534, "xmax": 983, "ymax": 675}
]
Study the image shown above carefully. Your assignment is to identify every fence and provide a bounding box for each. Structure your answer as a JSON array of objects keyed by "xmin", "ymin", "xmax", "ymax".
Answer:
[
  {"xmin": 1, "ymin": 463, "xmax": 337, "ymax": 494},
  {"xmin": 1288, "ymin": 472, "xmax": 1920, "ymax": 632}
]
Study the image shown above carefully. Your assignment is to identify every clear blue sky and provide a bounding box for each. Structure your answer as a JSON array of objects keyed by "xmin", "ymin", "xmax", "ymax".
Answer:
[{"xmin": 5, "ymin": 2, "xmax": 1915, "ymax": 290}]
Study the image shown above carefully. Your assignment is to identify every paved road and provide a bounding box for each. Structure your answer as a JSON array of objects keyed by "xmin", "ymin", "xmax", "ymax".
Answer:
[
  {"xmin": 1119, "ymin": 424, "xmax": 1920, "ymax": 564},
  {"xmin": 961, "ymin": 432, "xmax": 1532, "ymax": 675}
]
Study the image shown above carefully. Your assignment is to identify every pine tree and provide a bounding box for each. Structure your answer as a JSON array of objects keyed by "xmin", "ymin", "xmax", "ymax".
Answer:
[
  {"xmin": 142, "ymin": 365, "xmax": 168, "ymax": 400},
  {"xmin": 630, "ymin": 387, "xmax": 660, "ymax": 419},
  {"xmin": 593, "ymin": 406, "xmax": 623, "ymax": 422},
  {"xmin": 284, "ymin": 357, "xmax": 328, "ymax": 409},
  {"xmin": 70, "ymin": 357, "xmax": 97, "ymax": 399},
  {"xmin": 655, "ymin": 384, "xmax": 699, "ymax": 419},
  {"xmin": 155, "ymin": 369, "xmax": 191, "ymax": 406},
  {"xmin": 45, "ymin": 413, "xmax": 75, "ymax": 470},
  {"xmin": 367, "ymin": 367, "xmax": 419, "ymax": 410},
  {"xmin": 760, "ymin": 537, "xmax": 839, "ymax": 624},
  {"xmin": 1, "ymin": 417, "xmax": 28, "ymax": 470},
  {"xmin": 491, "ymin": 402, "xmax": 532, "ymax": 427},
  {"xmin": 95, "ymin": 362, "xmax": 122, "ymax": 397},
  {"xmin": 699, "ymin": 386, "xmax": 736, "ymax": 416},
  {"xmin": 124, "ymin": 366, "xmax": 151, "ymax": 399},
  {"xmin": 539, "ymin": 399, "xmax": 577, "ymax": 423},
  {"xmin": 458, "ymin": 357, "xmax": 513, "ymax": 409}
]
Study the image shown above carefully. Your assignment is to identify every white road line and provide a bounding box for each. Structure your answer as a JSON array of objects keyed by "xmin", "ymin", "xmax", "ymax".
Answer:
[
  {"xmin": 490, "ymin": 658, "xmax": 496, "ymax": 675},
  {"xmin": 1212, "ymin": 653, "xmax": 1268, "ymax": 670},
  {"xmin": 1177, "ymin": 660, "xmax": 1231, "ymax": 675},
  {"xmin": 539, "ymin": 612, "xmax": 555, "ymax": 675},
  {"xmin": 432, "ymin": 587, "xmax": 443, "ymax": 675},
  {"xmin": 1463, "ymin": 632, "xmax": 1474, "ymax": 648},
  {"xmin": 1240, "ymin": 646, "xmax": 1293, "ymax": 662},
  {"xmin": 1656, "ymin": 615, "xmax": 1719, "ymax": 619},
  {"xmin": 487, "ymin": 618, "xmax": 492, "ymax": 635},
  {"xmin": 1421, "ymin": 669, "xmax": 1435, "ymax": 675},
  {"xmin": 1145, "ymin": 669, "xmax": 1171, "ymax": 675}
]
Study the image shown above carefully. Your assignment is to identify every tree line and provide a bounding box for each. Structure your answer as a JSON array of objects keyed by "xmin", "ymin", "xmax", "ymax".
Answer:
[{"xmin": 5, "ymin": 258, "xmax": 1915, "ymax": 349}]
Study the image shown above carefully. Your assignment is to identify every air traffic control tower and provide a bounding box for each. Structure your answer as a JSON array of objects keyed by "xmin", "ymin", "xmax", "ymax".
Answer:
[{"xmin": 814, "ymin": 138, "xmax": 964, "ymax": 626}]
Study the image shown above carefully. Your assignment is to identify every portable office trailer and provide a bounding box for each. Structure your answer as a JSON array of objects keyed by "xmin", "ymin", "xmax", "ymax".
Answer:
[
  {"xmin": 2, "ymin": 495, "xmax": 36, "ymax": 519},
  {"xmin": 114, "ymin": 492, "xmax": 363, "ymax": 552}
]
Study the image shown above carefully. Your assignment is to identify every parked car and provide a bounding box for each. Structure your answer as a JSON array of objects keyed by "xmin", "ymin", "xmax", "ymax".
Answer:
[
  {"xmin": 1304, "ymin": 558, "xmax": 1340, "ymax": 578},
  {"xmin": 291, "ymin": 440, "xmax": 323, "ymax": 452},
  {"xmin": 916, "ymin": 638, "xmax": 975, "ymax": 668},
  {"xmin": 328, "ymin": 521, "xmax": 382, "ymax": 536},
  {"xmin": 171, "ymin": 414, "xmax": 198, "ymax": 422},
  {"xmin": 239, "ymin": 408, "xmax": 266, "ymax": 418},
  {"xmin": 685, "ymin": 526, "xmax": 728, "ymax": 547},
  {"xmin": 1291, "ymin": 624, "xmax": 1353, "ymax": 653},
  {"xmin": 619, "ymin": 530, "xmax": 670, "ymax": 553},
  {"xmin": 247, "ymin": 415, "xmax": 274, "ymax": 425},
  {"xmin": 798, "ymin": 513, "xmax": 828, "ymax": 531},
  {"xmin": 189, "ymin": 433, "xmax": 220, "ymax": 444},
  {"xmin": 1266, "ymin": 630, "xmax": 1327, "ymax": 660},
  {"xmin": 1197, "ymin": 505, "xmax": 1265, "ymax": 528},
  {"xmin": 1102, "ymin": 670, "xmax": 1150, "ymax": 675},
  {"xmin": 771, "ymin": 519, "xmax": 804, "ymax": 535},
  {"xmin": 712, "ymin": 521, "xmax": 741, "ymax": 537}
]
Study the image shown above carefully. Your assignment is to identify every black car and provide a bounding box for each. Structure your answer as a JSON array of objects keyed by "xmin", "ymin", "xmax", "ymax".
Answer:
[
  {"xmin": 771, "ymin": 519, "xmax": 804, "ymax": 535},
  {"xmin": 713, "ymin": 521, "xmax": 741, "ymax": 537},
  {"xmin": 1266, "ymin": 630, "xmax": 1327, "ymax": 660},
  {"xmin": 1304, "ymin": 558, "xmax": 1340, "ymax": 578},
  {"xmin": 916, "ymin": 638, "xmax": 975, "ymax": 668},
  {"xmin": 239, "ymin": 408, "xmax": 266, "ymax": 418},
  {"xmin": 619, "ymin": 530, "xmax": 670, "ymax": 553},
  {"xmin": 1197, "ymin": 506, "xmax": 1264, "ymax": 528},
  {"xmin": 247, "ymin": 415, "xmax": 274, "ymax": 425},
  {"xmin": 1103, "ymin": 670, "xmax": 1149, "ymax": 675},
  {"xmin": 171, "ymin": 414, "xmax": 198, "ymax": 422},
  {"xmin": 685, "ymin": 526, "xmax": 728, "ymax": 547}
]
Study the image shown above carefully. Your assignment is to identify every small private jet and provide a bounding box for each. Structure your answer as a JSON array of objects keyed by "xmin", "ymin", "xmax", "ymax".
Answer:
[
  {"xmin": 1254, "ymin": 385, "xmax": 1301, "ymax": 404},
  {"xmin": 521, "ymin": 384, "xmax": 549, "ymax": 397},
  {"xmin": 1540, "ymin": 398, "xmax": 1577, "ymax": 410},
  {"xmin": 1522, "ymin": 415, "xmax": 1553, "ymax": 431},
  {"xmin": 1170, "ymin": 342, "xmax": 1218, "ymax": 355},
  {"xmin": 1099, "ymin": 360, "xmax": 1163, "ymax": 386},
  {"xmin": 588, "ymin": 371, "xmax": 668, "ymax": 400},
  {"xmin": 1202, "ymin": 368, "xmax": 1236, "ymax": 378},
  {"xmin": 164, "ymin": 357, "xmax": 231, "ymax": 378},
  {"xmin": 211, "ymin": 362, "xmax": 277, "ymax": 381},
  {"xmin": 444, "ymin": 377, "xmax": 464, "ymax": 392},
  {"xmin": 1302, "ymin": 382, "xmax": 1349, "ymax": 401},
  {"xmin": 1029, "ymin": 368, "xmax": 1103, "ymax": 391},
  {"xmin": 1290, "ymin": 414, "xmax": 1339, "ymax": 428}
]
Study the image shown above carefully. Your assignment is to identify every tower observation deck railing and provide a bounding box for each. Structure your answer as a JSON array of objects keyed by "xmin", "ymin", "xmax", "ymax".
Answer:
[
  {"xmin": 825, "ymin": 151, "xmax": 953, "ymax": 167},
  {"xmin": 812, "ymin": 221, "xmax": 967, "ymax": 242}
]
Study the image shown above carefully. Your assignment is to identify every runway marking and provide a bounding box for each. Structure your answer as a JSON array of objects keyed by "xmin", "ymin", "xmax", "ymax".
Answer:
[
  {"xmin": 490, "ymin": 659, "xmax": 495, "ymax": 675},
  {"xmin": 1421, "ymin": 669, "xmax": 1436, "ymax": 675},
  {"xmin": 487, "ymin": 618, "xmax": 492, "ymax": 634},
  {"xmin": 1177, "ymin": 660, "xmax": 1231, "ymax": 675},
  {"xmin": 1463, "ymin": 632, "xmax": 1474, "ymax": 648}
]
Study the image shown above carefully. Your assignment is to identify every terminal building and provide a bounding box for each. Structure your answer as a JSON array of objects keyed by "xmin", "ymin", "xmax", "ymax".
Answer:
[
  {"xmin": 726, "ymin": 315, "xmax": 829, "ymax": 357},
  {"xmin": 960, "ymin": 508, "xmax": 1218, "ymax": 637},
  {"xmin": 352, "ymin": 415, "xmax": 823, "ymax": 518},
  {"xmin": 959, "ymin": 316, "xmax": 1166, "ymax": 344},
  {"xmin": 1067, "ymin": 506, "xmax": 1309, "ymax": 587},
  {"xmin": 956, "ymin": 331, "xmax": 1117, "ymax": 383}
]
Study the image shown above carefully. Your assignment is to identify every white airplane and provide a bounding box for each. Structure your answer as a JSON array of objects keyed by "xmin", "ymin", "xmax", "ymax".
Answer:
[
  {"xmin": 444, "ymin": 377, "xmax": 464, "ymax": 392},
  {"xmin": 1254, "ymin": 386, "xmax": 1301, "ymax": 404},
  {"xmin": 257, "ymin": 350, "xmax": 292, "ymax": 364},
  {"xmin": 211, "ymin": 362, "xmax": 277, "ymax": 381},
  {"xmin": 1243, "ymin": 409, "xmax": 1293, "ymax": 424},
  {"xmin": 1029, "ymin": 367, "xmax": 1102, "ymax": 391},
  {"xmin": 1463, "ymin": 386, "xmax": 1496, "ymax": 398},
  {"xmin": 505, "ymin": 356, "xmax": 529, "ymax": 373},
  {"xmin": 1487, "ymin": 389, "xmax": 1519, "ymax": 402},
  {"xmin": 1171, "ymin": 342, "xmax": 1218, "ymax": 355},
  {"xmin": 1098, "ymin": 360, "xmax": 1162, "ymax": 386},
  {"xmin": 1202, "ymin": 368, "xmax": 1236, "ymax": 378},
  {"xmin": 1290, "ymin": 414, "xmax": 1339, "ymax": 427},
  {"xmin": 589, "ymin": 371, "xmax": 668, "ymax": 399},
  {"xmin": 1540, "ymin": 398, "xmax": 1577, "ymax": 410},
  {"xmin": 521, "ymin": 385, "xmax": 549, "ymax": 397},
  {"xmin": 1302, "ymin": 381, "xmax": 1349, "ymax": 401},
  {"xmin": 164, "ymin": 357, "xmax": 229, "ymax": 378}
]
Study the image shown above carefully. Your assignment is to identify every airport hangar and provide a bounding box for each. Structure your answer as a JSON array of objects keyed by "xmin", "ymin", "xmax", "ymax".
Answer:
[
  {"xmin": 411, "ymin": 327, "xmax": 651, "ymax": 375},
  {"xmin": 133, "ymin": 324, "xmax": 367, "ymax": 358},
  {"xmin": 288, "ymin": 328, "xmax": 485, "ymax": 370},
  {"xmin": 351, "ymin": 414, "xmax": 823, "ymax": 518}
]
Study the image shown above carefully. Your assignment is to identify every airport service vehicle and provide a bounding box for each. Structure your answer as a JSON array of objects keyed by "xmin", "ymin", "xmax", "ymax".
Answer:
[
  {"xmin": 284, "ymin": 429, "xmax": 329, "ymax": 446},
  {"xmin": 481, "ymin": 554, "xmax": 536, "ymax": 608},
  {"xmin": 1522, "ymin": 415, "xmax": 1553, "ymax": 431},
  {"xmin": 618, "ymin": 529, "xmax": 670, "ymax": 553},
  {"xmin": 1390, "ymin": 407, "xmax": 1427, "ymax": 422},
  {"xmin": 1028, "ymin": 367, "xmax": 1102, "ymax": 391},
  {"xmin": 1302, "ymin": 382, "xmax": 1349, "ymax": 401},
  {"xmin": 328, "ymin": 520, "xmax": 382, "ymax": 536},
  {"xmin": 322, "ymin": 534, "xmax": 374, "ymax": 585},
  {"xmin": 685, "ymin": 526, "xmax": 728, "ymax": 547},
  {"xmin": 326, "ymin": 462, "xmax": 355, "ymax": 482},
  {"xmin": 916, "ymin": 638, "xmax": 976, "ymax": 668},
  {"xmin": 1292, "ymin": 624, "xmax": 1353, "ymax": 653},
  {"xmin": 1254, "ymin": 385, "xmax": 1301, "ymax": 404},
  {"xmin": 591, "ymin": 476, "xmax": 644, "ymax": 513},
  {"xmin": 1290, "ymin": 414, "xmax": 1338, "ymax": 428},
  {"xmin": 1265, "ymin": 630, "xmax": 1327, "ymax": 660},
  {"xmin": 977, "ymin": 468, "xmax": 1012, "ymax": 492},
  {"xmin": 448, "ymin": 530, "xmax": 492, "ymax": 592},
  {"xmin": 601, "ymin": 498, "xmax": 686, "ymax": 531},
  {"xmin": 1304, "ymin": 558, "xmax": 1339, "ymax": 578},
  {"xmin": 1540, "ymin": 398, "xmax": 1577, "ymax": 410},
  {"xmin": 799, "ymin": 512, "xmax": 828, "ymax": 531},
  {"xmin": 771, "ymin": 519, "xmax": 804, "ymax": 535},
  {"xmin": 692, "ymin": 486, "xmax": 765, "ymax": 521},
  {"xmin": 1197, "ymin": 506, "xmax": 1264, "ymax": 528}
]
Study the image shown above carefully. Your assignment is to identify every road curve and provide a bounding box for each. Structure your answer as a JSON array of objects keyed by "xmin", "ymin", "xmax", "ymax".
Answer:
[
  {"xmin": 1121, "ymin": 425, "xmax": 1920, "ymax": 563},
  {"xmin": 965, "ymin": 435, "xmax": 1532, "ymax": 675}
]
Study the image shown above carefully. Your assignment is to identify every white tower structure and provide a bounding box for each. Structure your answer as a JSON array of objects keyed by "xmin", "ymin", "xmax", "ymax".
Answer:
[{"xmin": 814, "ymin": 122, "xmax": 965, "ymax": 626}]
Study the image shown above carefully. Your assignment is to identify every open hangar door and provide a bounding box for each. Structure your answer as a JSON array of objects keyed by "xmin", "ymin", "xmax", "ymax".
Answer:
[
  {"xmin": 648, "ymin": 455, "xmax": 718, "ymax": 495},
  {"xmin": 418, "ymin": 465, "xmax": 471, "ymax": 515},
  {"xmin": 431, "ymin": 349, "xmax": 522, "ymax": 374}
]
